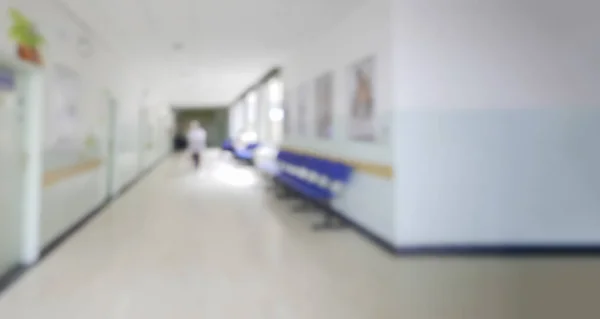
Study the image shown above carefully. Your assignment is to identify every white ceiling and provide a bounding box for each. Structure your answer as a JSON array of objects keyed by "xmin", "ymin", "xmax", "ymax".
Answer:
[{"xmin": 57, "ymin": 0, "xmax": 366, "ymax": 106}]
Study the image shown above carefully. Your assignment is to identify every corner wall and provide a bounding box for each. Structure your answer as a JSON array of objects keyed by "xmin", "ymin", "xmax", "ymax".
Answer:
[
  {"xmin": 391, "ymin": 0, "xmax": 600, "ymax": 246},
  {"xmin": 385, "ymin": 3, "xmax": 600, "ymax": 319}
]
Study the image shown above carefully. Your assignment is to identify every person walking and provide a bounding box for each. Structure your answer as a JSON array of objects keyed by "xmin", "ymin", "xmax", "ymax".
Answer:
[{"xmin": 187, "ymin": 120, "xmax": 206, "ymax": 169}]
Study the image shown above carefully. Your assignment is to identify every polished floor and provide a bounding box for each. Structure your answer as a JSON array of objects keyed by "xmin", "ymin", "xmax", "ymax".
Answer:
[
  {"xmin": 2, "ymin": 151, "xmax": 600, "ymax": 319},
  {"xmin": 0, "ymin": 151, "xmax": 400, "ymax": 318}
]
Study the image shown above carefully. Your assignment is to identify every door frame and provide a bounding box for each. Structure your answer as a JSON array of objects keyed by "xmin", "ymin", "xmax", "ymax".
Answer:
[
  {"xmin": 0, "ymin": 51, "xmax": 44, "ymax": 266},
  {"xmin": 105, "ymin": 94, "xmax": 118, "ymax": 199}
]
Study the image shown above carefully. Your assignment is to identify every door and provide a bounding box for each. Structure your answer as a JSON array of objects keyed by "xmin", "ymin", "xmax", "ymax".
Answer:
[
  {"xmin": 138, "ymin": 107, "xmax": 149, "ymax": 169},
  {"xmin": 106, "ymin": 95, "xmax": 117, "ymax": 198},
  {"xmin": 0, "ymin": 67, "xmax": 24, "ymax": 274}
]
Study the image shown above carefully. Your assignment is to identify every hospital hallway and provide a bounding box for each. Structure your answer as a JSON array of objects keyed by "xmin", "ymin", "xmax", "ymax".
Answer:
[
  {"xmin": 2, "ymin": 0, "xmax": 600, "ymax": 317},
  {"xmin": 0, "ymin": 151, "xmax": 402, "ymax": 318}
]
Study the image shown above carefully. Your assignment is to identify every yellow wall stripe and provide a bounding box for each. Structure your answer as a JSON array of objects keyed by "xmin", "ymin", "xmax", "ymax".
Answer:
[
  {"xmin": 43, "ymin": 159, "xmax": 103, "ymax": 188},
  {"xmin": 279, "ymin": 147, "xmax": 394, "ymax": 179}
]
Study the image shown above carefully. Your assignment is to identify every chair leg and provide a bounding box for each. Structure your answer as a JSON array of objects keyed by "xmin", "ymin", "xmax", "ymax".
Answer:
[
  {"xmin": 275, "ymin": 187, "xmax": 295, "ymax": 199},
  {"xmin": 274, "ymin": 189, "xmax": 287, "ymax": 199},
  {"xmin": 292, "ymin": 200, "xmax": 313, "ymax": 212},
  {"xmin": 265, "ymin": 181, "xmax": 277, "ymax": 191},
  {"xmin": 313, "ymin": 208, "xmax": 347, "ymax": 230},
  {"xmin": 267, "ymin": 178, "xmax": 282, "ymax": 191}
]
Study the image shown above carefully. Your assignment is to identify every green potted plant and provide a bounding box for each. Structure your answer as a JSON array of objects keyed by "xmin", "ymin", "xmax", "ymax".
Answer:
[{"xmin": 8, "ymin": 8, "xmax": 45, "ymax": 65}]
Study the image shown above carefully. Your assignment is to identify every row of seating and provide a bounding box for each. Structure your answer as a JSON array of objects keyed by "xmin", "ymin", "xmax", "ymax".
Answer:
[
  {"xmin": 220, "ymin": 138, "xmax": 234, "ymax": 153},
  {"xmin": 220, "ymin": 138, "xmax": 353, "ymax": 228},
  {"xmin": 274, "ymin": 150, "xmax": 353, "ymax": 229},
  {"xmin": 221, "ymin": 138, "xmax": 260, "ymax": 163},
  {"xmin": 220, "ymin": 136, "xmax": 353, "ymax": 228},
  {"xmin": 234, "ymin": 142, "xmax": 260, "ymax": 162}
]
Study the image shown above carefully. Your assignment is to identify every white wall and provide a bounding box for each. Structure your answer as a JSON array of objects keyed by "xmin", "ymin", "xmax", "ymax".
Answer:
[
  {"xmin": 391, "ymin": 0, "xmax": 600, "ymax": 246},
  {"xmin": 0, "ymin": 0, "xmax": 171, "ymax": 248},
  {"xmin": 114, "ymin": 91, "xmax": 141, "ymax": 192},
  {"xmin": 282, "ymin": 0, "xmax": 395, "ymax": 243},
  {"xmin": 0, "ymin": 0, "xmax": 111, "ymax": 246},
  {"xmin": 140, "ymin": 108, "xmax": 171, "ymax": 171},
  {"xmin": 388, "ymin": 5, "xmax": 600, "ymax": 318}
]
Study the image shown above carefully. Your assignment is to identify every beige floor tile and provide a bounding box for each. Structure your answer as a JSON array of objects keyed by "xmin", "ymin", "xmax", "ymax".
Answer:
[
  {"xmin": 2, "ymin": 151, "xmax": 600, "ymax": 319},
  {"xmin": 0, "ymin": 152, "xmax": 399, "ymax": 319}
]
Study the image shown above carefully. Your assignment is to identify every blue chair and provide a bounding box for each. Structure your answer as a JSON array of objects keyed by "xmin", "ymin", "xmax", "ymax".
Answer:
[
  {"xmin": 273, "ymin": 150, "xmax": 353, "ymax": 229},
  {"xmin": 247, "ymin": 142, "xmax": 260, "ymax": 151},
  {"xmin": 221, "ymin": 138, "xmax": 234, "ymax": 153},
  {"xmin": 234, "ymin": 142, "xmax": 260, "ymax": 163}
]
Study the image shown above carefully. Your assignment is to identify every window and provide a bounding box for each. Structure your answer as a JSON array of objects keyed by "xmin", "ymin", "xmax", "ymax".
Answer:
[
  {"xmin": 246, "ymin": 92, "xmax": 257, "ymax": 126},
  {"xmin": 268, "ymin": 78, "xmax": 284, "ymax": 144}
]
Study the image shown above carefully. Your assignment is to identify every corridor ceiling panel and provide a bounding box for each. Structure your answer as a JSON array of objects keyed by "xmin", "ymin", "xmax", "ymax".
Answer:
[{"xmin": 55, "ymin": 0, "xmax": 366, "ymax": 106}]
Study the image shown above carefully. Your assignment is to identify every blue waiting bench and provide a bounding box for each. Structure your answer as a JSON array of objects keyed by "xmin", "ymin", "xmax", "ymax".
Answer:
[
  {"xmin": 274, "ymin": 150, "xmax": 353, "ymax": 229},
  {"xmin": 220, "ymin": 138, "xmax": 234, "ymax": 153},
  {"xmin": 233, "ymin": 142, "xmax": 260, "ymax": 163}
]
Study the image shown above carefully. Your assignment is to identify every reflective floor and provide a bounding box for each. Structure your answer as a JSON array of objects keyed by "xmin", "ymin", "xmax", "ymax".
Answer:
[
  {"xmin": 2, "ymin": 151, "xmax": 600, "ymax": 319},
  {"xmin": 0, "ymin": 151, "xmax": 400, "ymax": 318}
]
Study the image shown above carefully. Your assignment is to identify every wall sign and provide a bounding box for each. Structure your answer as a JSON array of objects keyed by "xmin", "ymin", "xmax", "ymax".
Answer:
[{"xmin": 0, "ymin": 68, "xmax": 15, "ymax": 92}]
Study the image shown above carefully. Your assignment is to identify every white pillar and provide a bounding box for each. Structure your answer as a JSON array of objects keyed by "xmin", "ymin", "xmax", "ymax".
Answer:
[
  {"xmin": 257, "ymin": 85, "xmax": 269, "ymax": 143},
  {"xmin": 21, "ymin": 71, "xmax": 43, "ymax": 265}
]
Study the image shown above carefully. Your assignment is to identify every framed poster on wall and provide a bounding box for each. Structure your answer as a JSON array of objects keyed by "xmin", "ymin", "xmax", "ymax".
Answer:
[
  {"xmin": 314, "ymin": 72, "xmax": 334, "ymax": 139},
  {"xmin": 296, "ymin": 83, "xmax": 309, "ymax": 136},
  {"xmin": 347, "ymin": 56, "xmax": 376, "ymax": 142}
]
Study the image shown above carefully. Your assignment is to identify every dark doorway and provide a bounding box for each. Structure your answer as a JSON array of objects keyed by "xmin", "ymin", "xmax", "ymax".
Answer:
[{"xmin": 173, "ymin": 107, "xmax": 229, "ymax": 148}]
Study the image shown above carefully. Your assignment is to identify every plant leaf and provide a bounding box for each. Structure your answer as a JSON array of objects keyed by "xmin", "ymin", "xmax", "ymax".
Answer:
[
  {"xmin": 9, "ymin": 8, "xmax": 29, "ymax": 25},
  {"xmin": 33, "ymin": 35, "xmax": 44, "ymax": 47},
  {"xmin": 9, "ymin": 25, "xmax": 29, "ymax": 42}
]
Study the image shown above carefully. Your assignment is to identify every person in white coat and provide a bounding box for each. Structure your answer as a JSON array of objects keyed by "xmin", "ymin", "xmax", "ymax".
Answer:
[{"xmin": 187, "ymin": 120, "xmax": 206, "ymax": 169}]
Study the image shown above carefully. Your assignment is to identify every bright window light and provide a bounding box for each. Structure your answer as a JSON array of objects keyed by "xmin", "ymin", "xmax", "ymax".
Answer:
[
  {"xmin": 240, "ymin": 131, "xmax": 257, "ymax": 143},
  {"xmin": 247, "ymin": 92, "xmax": 257, "ymax": 105},
  {"xmin": 269, "ymin": 108, "xmax": 284, "ymax": 121},
  {"xmin": 268, "ymin": 79, "xmax": 283, "ymax": 104},
  {"xmin": 246, "ymin": 92, "xmax": 257, "ymax": 123}
]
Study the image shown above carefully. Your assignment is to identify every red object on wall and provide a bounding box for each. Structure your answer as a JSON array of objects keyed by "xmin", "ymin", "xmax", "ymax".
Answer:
[{"xmin": 17, "ymin": 45, "xmax": 42, "ymax": 65}]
